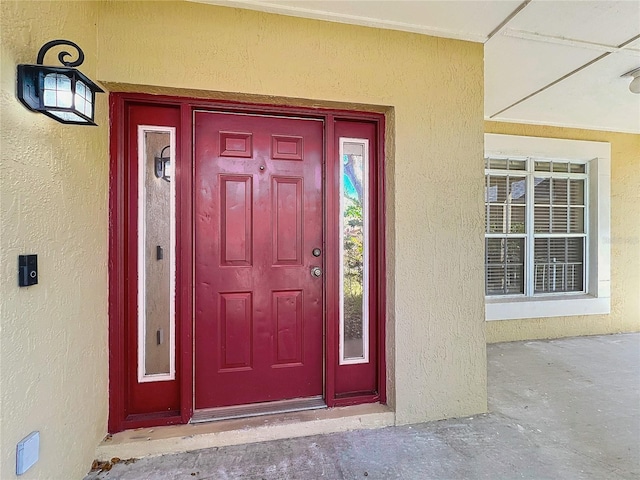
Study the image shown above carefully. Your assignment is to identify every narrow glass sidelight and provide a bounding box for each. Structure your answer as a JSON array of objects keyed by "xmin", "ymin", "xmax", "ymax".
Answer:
[
  {"xmin": 339, "ymin": 138, "xmax": 369, "ymax": 365},
  {"xmin": 137, "ymin": 126, "xmax": 176, "ymax": 382}
]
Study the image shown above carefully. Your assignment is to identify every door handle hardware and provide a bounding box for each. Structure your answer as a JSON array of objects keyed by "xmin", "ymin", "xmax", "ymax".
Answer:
[
  {"xmin": 312, "ymin": 248, "xmax": 321, "ymax": 257},
  {"xmin": 311, "ymin": 267, "xmax": 322, "ymax": 278}
]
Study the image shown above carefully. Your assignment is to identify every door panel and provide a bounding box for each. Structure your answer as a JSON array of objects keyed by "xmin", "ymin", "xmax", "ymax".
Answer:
[
  {"xmin": 273, "ymin": 290, "xmax": 304, "ymax": 365},
  {"xmin": 334, "ymin": 120, "xmax": 379, "ymax": 398},
  {"xmin": 219, "ymin": 292, "xmax": 253, "ymax": 370},
  {"xmin": 220, "ymin": 175, "xmax": 253, "ymax": 266},
  {"xmin": 125, "ymin": 104, "xmax": 181, "ymax": 417},
  {"xmin": 194, "ymin": 112, "xmax": 324, "ymax": 409},
  {"xmin": 272, "ymin": 177, "xmax": 303, "ymax": 265}
]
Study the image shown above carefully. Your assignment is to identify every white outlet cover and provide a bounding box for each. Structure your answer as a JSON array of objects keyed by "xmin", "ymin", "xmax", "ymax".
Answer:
[{"xmin": 16, "ymin": 431, "xmax": 39, "ymax": 475}]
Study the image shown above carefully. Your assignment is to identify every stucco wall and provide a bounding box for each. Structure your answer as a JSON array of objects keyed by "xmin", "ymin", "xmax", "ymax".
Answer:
[
  {"xmin": 485, "ymin": 122, "xmax": 640, "ymax": 343},
  {"xmin": 0, "ymin": 2, "xmax": 108, "ymax": 479},
  {"xmin": 97, "ymin": 1, "xmax": 487, "ymax": 424}
]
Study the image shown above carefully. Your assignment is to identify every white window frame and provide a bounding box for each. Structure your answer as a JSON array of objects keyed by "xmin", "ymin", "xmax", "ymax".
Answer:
[{"xmin": 484, "ymin": 134, "xmax": 610, "ymax": 321}]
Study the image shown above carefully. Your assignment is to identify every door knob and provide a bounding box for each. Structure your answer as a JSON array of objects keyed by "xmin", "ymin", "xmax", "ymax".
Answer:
[{"xmin": 311, "ymin": 267, "xmax": 322, "ymax": 278}]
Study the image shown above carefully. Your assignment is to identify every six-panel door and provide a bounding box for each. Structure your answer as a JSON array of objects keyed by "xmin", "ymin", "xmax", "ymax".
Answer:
[{"xmin": 194, "ymin": 112, "xmax": 324, "ymax": 408}]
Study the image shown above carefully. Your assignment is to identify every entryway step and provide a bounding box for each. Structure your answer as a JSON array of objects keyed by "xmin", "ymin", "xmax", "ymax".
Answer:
[
  {"xmin": 191, "ymin": 396, "xmax": 326, "ymax": 423},
  {"xmin": 96, "ymin": 403, "xmax": 394, "ymax": 461}
]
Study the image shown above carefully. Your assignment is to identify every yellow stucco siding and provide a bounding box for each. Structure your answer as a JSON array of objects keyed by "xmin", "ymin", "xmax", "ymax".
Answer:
[
  {"xmin": 2, "ymin": 1, "xmax": 636, "ymax": 479},
  {"xmin": 97, "ymin": 2, "xmax": 488, "ymax": 425},
  {"xmin": 1, "ymin": 1, "xmax": 488, "ymax": 477},
  {"xmin": 0, "ymin": 1, "xmax": 109, "ymax": 480},
  {"xmin": 485, "ymin": 122, "xmax": 640, "ymax": 343}
]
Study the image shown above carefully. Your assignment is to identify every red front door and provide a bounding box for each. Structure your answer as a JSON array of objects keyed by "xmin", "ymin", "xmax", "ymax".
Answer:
[{"xmin": 194, "ymin": 111, "xmax": 324, "ymax": 409}]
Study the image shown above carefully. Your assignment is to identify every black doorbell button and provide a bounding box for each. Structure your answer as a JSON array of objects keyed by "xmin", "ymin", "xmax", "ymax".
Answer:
[{"xmin": 18, "ymin": 255, "xmax": 38, "ymax": 287}]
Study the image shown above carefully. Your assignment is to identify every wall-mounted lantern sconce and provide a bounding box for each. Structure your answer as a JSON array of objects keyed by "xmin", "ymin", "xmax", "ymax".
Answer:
[
  {"xmin": 17, "ymin": 39, "xmax": 104, "ymax": 125},
  {"xmin": 154, "ymin": 146, "xmax": 171, "ymax": 182}
]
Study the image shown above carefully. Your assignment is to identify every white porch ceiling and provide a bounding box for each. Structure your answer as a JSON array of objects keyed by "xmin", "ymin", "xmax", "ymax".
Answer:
[{"xmin": 196, "ymin": 0, "xmax": 640, "ymax": 134}]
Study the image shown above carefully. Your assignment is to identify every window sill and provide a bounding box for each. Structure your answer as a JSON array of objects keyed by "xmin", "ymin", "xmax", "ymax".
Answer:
[{"xmin": 485, "ymin": 294, "xmax": 610, "ymax": 321}]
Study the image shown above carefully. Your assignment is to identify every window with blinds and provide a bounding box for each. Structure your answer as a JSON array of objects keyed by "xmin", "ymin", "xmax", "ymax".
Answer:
[{"xmin": 485, "ymin": 157, "xmax": 587, "ymax": 297}]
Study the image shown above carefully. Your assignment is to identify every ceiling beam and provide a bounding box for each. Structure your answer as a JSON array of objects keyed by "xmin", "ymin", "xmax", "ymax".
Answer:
[
  {"xmin": 486, "ymin": 0, "xmax": 531, "ymax": 42},
  {"xmin": 502, "ymin": 28, "xmax": 640, "ymax": 56}
]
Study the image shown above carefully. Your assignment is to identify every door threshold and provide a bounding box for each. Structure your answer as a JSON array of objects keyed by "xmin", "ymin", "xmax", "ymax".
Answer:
[
  {"xmin": 96, "ymin": 403, "xmax": 394, "ymax": 461},
  {"xmin": 191, "ymin": 396, "xmax": 326, "ymax": 423}
]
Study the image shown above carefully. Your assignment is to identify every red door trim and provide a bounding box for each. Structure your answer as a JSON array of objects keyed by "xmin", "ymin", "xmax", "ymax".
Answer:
[
  {"xmin": 108, "ymin": 92, "xmax": 386, "ymax": 432},
  {"xmin": 328, "ymin": 118, "xmax": 386, "ymax": 406},
  {"xmin": 178, "ymin": 103, "xmax": 194, "ymax": 425},
  {"xmin": 108, "ymin": 94, "xmax": 125, "ymax": 432},
  {"xmin": 324, "ymin": 117, "xmax": 337, "ymax": 406},
  {"xmin": 376, "ymin": 115, "xmax": 387, "ymax": 406}
]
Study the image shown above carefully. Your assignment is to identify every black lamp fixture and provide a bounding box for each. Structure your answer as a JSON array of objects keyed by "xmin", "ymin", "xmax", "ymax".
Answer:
[
  {"xmin": 621, "ymin": 67, "xmax": 640, "ymax": 95},
  {"xmin": 17, "ymin": 39, "xmax": 104, "ymax": 125},
  {"xmin": 155, "ymin": 146, "xmax": 172, "ymax": 182}
]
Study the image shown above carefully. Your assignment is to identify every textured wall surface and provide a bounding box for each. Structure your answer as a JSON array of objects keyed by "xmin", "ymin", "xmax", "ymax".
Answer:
[
  {"xmin": 485, "ymin": 122, "xmax": 640, "ymax": 343},
  {"xmin": 1, "ymin": 3, "xmax": 486, "ymax": 478},
  {"xmin": 97, "ymin": 1, "xmax": 487, "ymax": 425},
  {"xmin": 0, "ymin": 1, "xmax": 109, "ymax": 479}
]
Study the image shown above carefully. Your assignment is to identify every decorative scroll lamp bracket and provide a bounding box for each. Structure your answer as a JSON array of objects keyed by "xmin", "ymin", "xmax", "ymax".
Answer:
[
  {"xmin": 17, "ymin": 39, "xmax": 104, "ymax": 125},
  {"xmin": 36, "ymin": 39, "xmax": 86, "ymax": 68}
]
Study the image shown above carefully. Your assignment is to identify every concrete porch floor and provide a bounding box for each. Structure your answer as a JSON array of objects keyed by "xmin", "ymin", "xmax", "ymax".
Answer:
[{"xmin": 86, "ymin": 333, "xmax": 640, "ymax": 479}]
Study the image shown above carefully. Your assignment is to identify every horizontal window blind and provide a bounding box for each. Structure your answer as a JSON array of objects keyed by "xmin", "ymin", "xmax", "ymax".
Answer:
[
  {"xmin": 485, "ymin": 158, "xmax": 587, "ymax": 297},
  {"xmin": 486, "ymin": 238, "xmax": 525, "ymax": 295},
  {"xmin": 534, "ymin": 238, "xmax": 584, "ymax": 293}
]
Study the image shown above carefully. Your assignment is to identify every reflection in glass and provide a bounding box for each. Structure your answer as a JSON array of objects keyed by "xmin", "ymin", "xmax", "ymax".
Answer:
[
  {"xmin": 340, "ymin": 139, "xmax": 369, "ymax": 364},
  {"xmin": 534, "ymin": 237, "xmax": 584, "ymax": 293},
  {"xmin": 138, "ymin": 126, "xmax": 176, "ymax": 382},
  {"xmin": 484, "ymin": 175, "xmax": 526, "ymax": 234},
  {"xmin": 485, "ymin": 238, "xmax": 525, "ymax": 295}
]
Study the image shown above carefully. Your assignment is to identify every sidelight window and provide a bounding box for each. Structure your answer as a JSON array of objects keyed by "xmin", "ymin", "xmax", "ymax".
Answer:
[
  {"xmin": 137, "ymin": 126, "xmax": 176, "ymax": 382},
  {"xmin": 339, "ymin": 138, "xmax": 369, "ymax": 365}
]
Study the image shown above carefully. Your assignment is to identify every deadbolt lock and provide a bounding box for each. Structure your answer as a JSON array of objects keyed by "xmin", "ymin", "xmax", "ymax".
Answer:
[{"xmin": 312, "ymin": 248, "xmax": 321, "ymax": 257}]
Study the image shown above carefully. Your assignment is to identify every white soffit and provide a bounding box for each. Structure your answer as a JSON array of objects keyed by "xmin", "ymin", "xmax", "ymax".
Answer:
[
  {"xmin": 624, "ymin": 37, "xmax": 640, "ymax": 52},
  {"xmin": 485, "ymin": 35, "xmax": 600, "ymax": 116},
  {"xmin": 492, "ymin": 52, "xmax": 640, "ymax": 134},
  {"xmin": 198, "ymin": 0, "xmax": 521, "ymax": 42},
  {"xmin": 486, "ymin": 0, "xmax": 640, "ymax": 133},
  {"xmin": 505, "ymin": 0, "xmax": 640, "ymax": 46}
]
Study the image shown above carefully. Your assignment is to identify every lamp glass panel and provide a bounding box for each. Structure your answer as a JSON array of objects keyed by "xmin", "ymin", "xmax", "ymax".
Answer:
[
  {"xmin": 49, "ymin": 111, "xmax": 86, "ymax": 123},
  {"xmin": 56, "ymin": 75, "xmax": 72, "ymax": 107},
  {"xmin": 57, "ymin": 91, "xmax": 73, "ymax": 108},
  {"xmin": 76, "ymin": 81, "xmax": 86, "ymax": 98},
  {"xmin": 74, "ymin": 80, "xmax": 93, "ymax": 117},
  {"xmin": 164, "ymin": 160, "xmax": 172, "ymax": 181},
  {"xmin": 44, "ymin": 74, "xmax": 56, "ymax": 90},
  {"xmin": 43, "ymin": 73, "xmax": 72, "ymax": 108},
  {"xmin": 75, "ymin": 96, "xmax": 86, "ymax": 115},
  {"xmin": 85, "ymin": 96, "xmax": 93, "ymax": 118},
  {"xmin": 43, "ymin": 89, "xmax": 57, "ymax": 108}
]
